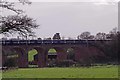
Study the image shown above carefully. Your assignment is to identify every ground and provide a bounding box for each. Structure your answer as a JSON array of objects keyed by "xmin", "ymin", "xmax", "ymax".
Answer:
[{"xmin": 2, "ymin": 65, "xmax": 118, "ymax": 78}]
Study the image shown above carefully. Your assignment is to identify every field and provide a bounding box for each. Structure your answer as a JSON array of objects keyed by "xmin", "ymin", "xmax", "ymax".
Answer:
[{"xmin": 2, "ymin": 65, "xmax": 118, "ymax": 78}]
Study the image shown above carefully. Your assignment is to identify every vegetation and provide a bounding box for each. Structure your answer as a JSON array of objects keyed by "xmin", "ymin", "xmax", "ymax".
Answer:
[
  {"xmin": 3, "ymin": 58, "xmax": 17, "ymax": 68},
  {"xmin": 2, "ymin": 65, "xmax": 118, "ymax": 78},
  {"xmin": 28, "ymin": 49, "xmax": 37, "ymax": 61},
  {"xmin": 1, "ymin": 15, "xmax": 39, "ymax": 36},
  {"xmin": 53, "ymin": 33, "xmax": 61, "ymax": 40},
  {"xmin": 0, "ymin": 0, "xmax": 39, "ymax": 37},
  {"xmin": 28, "ymin": 49, "xmax": 56, "ymax": 61},
  {"xmin": 48, "ymin": 49, "xmax": 57, "ymax": 53},
  {"xmin": 77, "ymin": 31, "xmax": 94, "ymax": 39}
]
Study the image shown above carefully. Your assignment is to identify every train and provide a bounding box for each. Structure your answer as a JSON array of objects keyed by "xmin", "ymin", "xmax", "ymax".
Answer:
[
  {"xmin": 0, "ymin": 37, "xmax": 111, "ymax": 45},
  {"xmin": 1, "ymin": 39, "xmax": 97, "ymax": 45}
]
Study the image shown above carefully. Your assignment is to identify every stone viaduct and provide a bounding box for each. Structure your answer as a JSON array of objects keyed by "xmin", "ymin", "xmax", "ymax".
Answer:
[{"xmin": 1, "ymin": 39, "xmax": 110, "ymax": 68}]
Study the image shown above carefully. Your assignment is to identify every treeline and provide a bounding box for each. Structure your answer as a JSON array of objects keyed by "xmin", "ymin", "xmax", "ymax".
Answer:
[
  {"xmin": 96, "ymin": 31, "xmax": 120, "ymax": 64},
  {"xmin": 42, "ymin": 28, "xmax": 118, "ymax": 40}
]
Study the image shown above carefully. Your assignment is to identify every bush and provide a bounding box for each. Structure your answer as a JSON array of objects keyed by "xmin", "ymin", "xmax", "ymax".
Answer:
[
  {"xmin": 3, "ymin": 58, "xmax": 17, "ymax": 68},
  {"xmin": 56, "ymin": 60, "xmax": 76, "ymax": 67}
]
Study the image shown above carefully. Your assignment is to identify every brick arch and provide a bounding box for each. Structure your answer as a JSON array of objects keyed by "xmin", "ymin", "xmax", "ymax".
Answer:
[
  {"xmin": 47, "ymin": 48, "xmax": 57, "ymax": 60},
  {"xmin": 26, "ymin": 48, "xmax": 38, "ymax": 67}
]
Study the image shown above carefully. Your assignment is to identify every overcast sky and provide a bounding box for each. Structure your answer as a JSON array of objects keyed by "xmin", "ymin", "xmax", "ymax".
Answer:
[{"xmin": 2, "ymin": 0, "xmax": 119, "ymax": 39}]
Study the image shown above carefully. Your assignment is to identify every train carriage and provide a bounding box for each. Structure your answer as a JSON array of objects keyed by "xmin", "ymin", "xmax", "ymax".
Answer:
[
  {"xmin": 65, "ymin": 40, "xmax": 75, "ymax": 44},
  {"xmin": 42, "ymin": 40, "xmax": 52, "ymax": 44}
]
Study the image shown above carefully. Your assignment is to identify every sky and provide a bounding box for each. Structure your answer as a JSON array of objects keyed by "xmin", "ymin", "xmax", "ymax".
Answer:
[{"xmin": 1, "ymin": 0, "xmax": 119, "ymax": 39}]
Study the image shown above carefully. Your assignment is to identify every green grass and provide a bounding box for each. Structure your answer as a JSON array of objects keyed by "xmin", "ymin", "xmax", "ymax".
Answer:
[{"xmin": 2, "ymin": 65, "xmax": 118, "ymax": 78}]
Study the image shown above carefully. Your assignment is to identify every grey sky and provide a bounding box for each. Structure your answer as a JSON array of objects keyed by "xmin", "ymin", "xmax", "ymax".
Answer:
[{"xmin": 2, "ymin": 1, "xmax": 118, "ymax": 39}]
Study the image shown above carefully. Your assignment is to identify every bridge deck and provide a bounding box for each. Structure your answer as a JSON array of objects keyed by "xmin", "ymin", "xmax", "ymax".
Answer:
[{"xmin": 1, "ymin": 40, "xmax": 111, "ymax": 46}]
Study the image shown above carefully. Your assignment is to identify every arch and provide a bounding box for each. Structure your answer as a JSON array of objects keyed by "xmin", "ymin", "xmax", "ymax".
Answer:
[
  {"xmin": 28, "ymin": 49, "xmax": 38, "ymax": 67},
  {"xmin": 67, "ymin": 48, "xmax": 75, "ymax": 61},
  {"xmin": 48, "ymin": 48, "xmax": 57, "ymax": 60},
  {"xmin": 48, "ymin": 48, "xmax": 57, "ymax": 54},
  {"xmin": 28, "ymin": 49, "xmax": 38, "ymax": 61},
  {"xmin": 47, "ymin": 48, "xmax": 57, "ymax": 67}
]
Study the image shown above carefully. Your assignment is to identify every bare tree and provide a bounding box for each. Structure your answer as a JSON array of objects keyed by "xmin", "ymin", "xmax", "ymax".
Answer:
[
  {"xmin": 0, "ymin": 0, "xmax": 39, "ymax": 37},
  {"xmin": 109, "ymin": 27, "xmax": 118, "ymax": 35},
  {"xmin": 0, "ymin": 15, "xmax": 39, "ymax": 36},
  {"xmin": 0, "ymin": 0, "xmax": 31, "ymax": 14}
]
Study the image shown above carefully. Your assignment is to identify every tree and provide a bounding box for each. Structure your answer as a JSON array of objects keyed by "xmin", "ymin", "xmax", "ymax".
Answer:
[
  {"xmin": 95, "ymin": 32, "xmax": 106, "ymax": 40},
  {"xmin": 107, "ymin": 27, "xmax": 118, "ymax": 39},
  {"xmin": 0, "ymin": 0, "xmax": 31, "ymax": 14},
  {"xmin": 53, "ymin": 33, "xmax": 61, "ymax": 40},
  {"xmin": 108, "ymin": 31, "xmax": 119, "ymax": 62},
  {"xmin": 0, "ymin": 15, "xmax": 39, "ymax": 36},
  {"xmin": 77, "ymin": 31, "xmax": 94, "ymax": 39},
  {"xmin": 95, "ymin": 28, "xmax": 119, "ymax": 63},
  {"xmin": 0, "ymin": 0, "xmax": 38, "ymax": 37}
]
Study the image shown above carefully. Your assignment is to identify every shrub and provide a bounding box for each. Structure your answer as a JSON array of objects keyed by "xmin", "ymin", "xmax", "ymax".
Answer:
[{"xmin": 3, "ymin": 58, "xmax": 17, "ymax": 68}]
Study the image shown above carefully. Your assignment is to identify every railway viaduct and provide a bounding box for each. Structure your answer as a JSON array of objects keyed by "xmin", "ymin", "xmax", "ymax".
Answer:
[{"xmin": 1, "ymin": 39, "xmax": 110, "ymax": 68}]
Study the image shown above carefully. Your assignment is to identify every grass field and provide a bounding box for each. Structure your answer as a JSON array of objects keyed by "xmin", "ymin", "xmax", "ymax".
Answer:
[{"xmin": 2, "ymin": 65, "xmax": 118, "ymax": 78}]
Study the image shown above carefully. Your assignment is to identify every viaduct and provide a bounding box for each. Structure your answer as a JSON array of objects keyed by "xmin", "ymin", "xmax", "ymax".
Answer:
[{"xmin": 1, "ymin": 39, "xmax": 111, "ymax": 68}]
